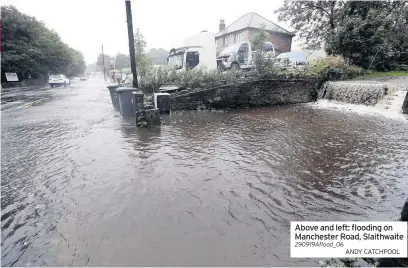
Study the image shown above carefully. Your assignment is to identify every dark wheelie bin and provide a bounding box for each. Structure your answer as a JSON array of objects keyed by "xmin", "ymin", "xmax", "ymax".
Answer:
[
  {"xmin": 107, "ymin": 84, "xmax": 120, "ymax": 111},
  {"xmin": 116, "ymin": 87, "xmax": 139, "ymax": 118}
]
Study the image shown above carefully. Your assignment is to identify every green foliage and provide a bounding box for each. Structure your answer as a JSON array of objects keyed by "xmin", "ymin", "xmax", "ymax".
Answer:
[
  {"xmin": 325, "ymin": 1, "xmax": 408, "ymax": 71},
  {"xmin": 134, "ymin": 28, "xmax": 154, "ymax": 81},
  {"xmin": 275, "ymin": 1, "xmax": 343, "ymax": 50},
  {"xmin": 251, "ymin": 24, "xmax": 271, "ymax": 51},
  {"xmin": 311, "ymin": 56, "xmax": 364, "ymax": 79},
  {"xmin": 275, "ymin": 0, "xmax": 408, "ymax": 71},
  {"xmin": 147, "ymin": 48, "xmax": 169, "ymax": 65},
  {"xmin": 1, "ymin": 5, "xmax": 86, "ymax": 79},
  {"xmin": 250, "ymin": 25, "xmax": 276, "ymax": 77},
  {"xmin": 65, "ymin": 49, "xmax": 86, "ymax": 77},
  {"xmin": 114, "ymin": 53, "xmax": 130, "ymax": 70},
  {"xmin": 96, "ymin": 53, "xmax": 111, "ymax": 73},
  {"xmin": 139, "ymin": 65, "xmax": 319, "ymax": 93}
]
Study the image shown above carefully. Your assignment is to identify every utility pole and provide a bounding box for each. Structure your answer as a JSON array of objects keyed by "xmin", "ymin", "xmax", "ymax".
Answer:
[
  {"xmin": 125, "ymin": 0, "xmax": 138, "ymax": 88},
  {"xmin": 102, "ymin": 44, "xmax": 106, "ymax": 81}
]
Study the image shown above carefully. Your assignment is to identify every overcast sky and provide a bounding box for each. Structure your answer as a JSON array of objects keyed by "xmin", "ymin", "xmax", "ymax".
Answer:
[{"xmin": 3, "ymin": 0, "xmax": 307, "ymax": 64}]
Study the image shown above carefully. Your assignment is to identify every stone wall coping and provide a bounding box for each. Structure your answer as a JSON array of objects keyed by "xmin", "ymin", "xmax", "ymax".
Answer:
[{"xmin": 171, "ymin": 78, "xmax": 317, "ymax": 99}]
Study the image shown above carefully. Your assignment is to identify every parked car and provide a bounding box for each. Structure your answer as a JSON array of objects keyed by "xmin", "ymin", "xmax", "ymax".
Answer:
[
  {"xmin": 80, "ymin": 75, "xmax": 88, "ymax": 81},
  {"xmin": 217, "ymin": 41, "xmax": 276, "ymax": 71},
  {"xmin": 275, "ymin": 52, "xmax": 309, "ymax": 69},
  {"xmin": 49, "ymin": 74, "xmax": 70, "ymax": 88}
]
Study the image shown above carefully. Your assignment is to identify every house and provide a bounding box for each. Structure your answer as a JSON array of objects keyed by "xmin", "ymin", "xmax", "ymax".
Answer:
[{"xmin": 215, "ymin": 12, "xmax": 295, "ymax": 55}]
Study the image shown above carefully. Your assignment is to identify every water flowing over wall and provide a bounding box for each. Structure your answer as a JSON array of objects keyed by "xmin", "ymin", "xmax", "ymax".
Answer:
[{"xmin": 318, "ymin": 81, "xmax": 386, "ymax": 106}]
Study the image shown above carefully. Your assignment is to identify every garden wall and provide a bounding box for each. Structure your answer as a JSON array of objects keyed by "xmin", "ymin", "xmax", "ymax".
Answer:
[{"xmin": 170, "ymin": 79, "xmax": 319, "ymax": 110}]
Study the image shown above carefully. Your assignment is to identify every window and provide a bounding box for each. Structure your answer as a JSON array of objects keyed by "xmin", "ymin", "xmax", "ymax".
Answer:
[
  {"xmin": 223, "ymin": 37, "xmax": 227, "ymax": 46},
  {"xmin": 281, "ymin": 36, "xmax": 291, "ymax": 44},
  {"xmin": 186, "ymin": 51, "xmax": 200, "ymax": 69},
  {"xmin": 263, "ymin": 42, "xmax": 274, "ymax": 52},
  {"xmin": 167, "ymin": 52, "xmax": 185, "ymax": 69},
  {"xmin": 238, "ymin": 43, "xmax": 248, "ymax": 53},
  {"xmin": 234, "ymin": 33, "xmax": 240, "ymax": 43}
]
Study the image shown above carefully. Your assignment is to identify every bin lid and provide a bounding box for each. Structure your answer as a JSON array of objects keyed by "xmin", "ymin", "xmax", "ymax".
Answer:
[
  {"xmin": 115, "ymin": 87, "xmax": 138, "ymax": 93},
  {"xmin": 154, "ymin": 93, "xmax": 170, "ymax": 96},
  {"xmin": 159, "ymin": 85, "xmax": 179, "ymax": 92},
  {"xmin": 107, "ymin": 83, "xmax": 120, "ymax": 89},
  {"xmin": 132, "ymin": 91, "xmax": 144, "ymax": 96}
]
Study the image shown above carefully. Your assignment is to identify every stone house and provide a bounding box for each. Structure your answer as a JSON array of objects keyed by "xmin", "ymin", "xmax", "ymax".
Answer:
[{"xmin": 215, "ymin": 12, "xmax": 294, "ymax": 55}]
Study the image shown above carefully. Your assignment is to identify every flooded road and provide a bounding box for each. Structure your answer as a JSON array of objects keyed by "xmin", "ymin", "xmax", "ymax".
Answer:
[{"xmin": 2, "ymin": 75, "xmax": 408, "ymax": 266}]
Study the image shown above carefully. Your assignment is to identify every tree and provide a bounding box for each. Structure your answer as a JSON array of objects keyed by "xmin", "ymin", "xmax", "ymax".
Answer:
[
  {"xmin": 96, "ymin": 53, "xmax": 111, "ymax": 73},
  {"xmin": 251, "ymin": 25, "xmax": 275, "ymax": 76},
  {"xmin": 1, "ymin": 5, "xmax": 86, "ymax": 81},
  {"xmin": 275, "ymin": 0, "xmax": 408, "ymax": 71},
  {"xmin": 147, "ymin": 48, "xmax": 169, "ymax": 65},
  {"xmin": 114, "ymin": 53, "xmax": 130, "ymax": 69},
  {"xmin": 325, "ymin": 1, "xmax": 408, "ymax": 70},
  {"xmin": 65, "ymin": 49, "xmax": 86, "ymax": 77},
  {"xmin": 134, "ymin": 28, "xmax": 154, "ymax": 81},
  {"xmin": 275, "ymin": 0, "xmax": 344, "ymax": 50},
  {"xmin": 2, "ymin": 5, "xmax": 49, "ymax": 79}
]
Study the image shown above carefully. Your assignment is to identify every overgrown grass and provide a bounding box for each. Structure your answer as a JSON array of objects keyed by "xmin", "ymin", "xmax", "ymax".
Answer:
[
  {"xmin": 125, "ymin": 56, "xmax": 366, "ymax": 93},
  {"xmin": 311, "ymin": 56, "xmax": 364, "ymax": 80},
  {"xmin": 135, "ymin": 66, "xmax": 323, "ymax": 93},
  {"xmin": 351, "ymin": 71, "xmax": 408, "ymax": 80}
]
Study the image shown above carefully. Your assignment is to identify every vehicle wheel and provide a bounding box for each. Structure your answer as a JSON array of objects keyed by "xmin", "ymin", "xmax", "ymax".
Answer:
[
  {"xmin": 231, "ymin": 63, "xmax": 240, "ymax": 71},
  {"xmin": 50, "ymin": 84, "xmax": 54, "ymax": 88},
  {"xmin": 64, "ymin": 82, "xmax": 67, "ymax": 88}
]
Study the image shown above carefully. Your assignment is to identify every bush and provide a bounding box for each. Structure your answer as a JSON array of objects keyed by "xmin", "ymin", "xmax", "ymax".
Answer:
[
  {"xmin": 140, "ymin": 67, "xmax": 247, "ymax": 93},
  {"xmin": 311, "ymin": 56, "xmax": 364, "ymax": 80},
  {"xmin": 139, "ymin": 64, "xmax": 322, "ymax": 93}
]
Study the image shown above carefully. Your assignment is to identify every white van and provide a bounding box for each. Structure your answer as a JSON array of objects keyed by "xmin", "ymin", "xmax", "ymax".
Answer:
[
  {"xmin": 275, "ymin": 52, "xmax": 309, "ymax": 69},
  {"xmin": 217, "ymin": 41, "xmax": 276, "ymax": 71},
  {"xmin": 167, "ymin": 31, "xmax": 217, "ymax": 71}
]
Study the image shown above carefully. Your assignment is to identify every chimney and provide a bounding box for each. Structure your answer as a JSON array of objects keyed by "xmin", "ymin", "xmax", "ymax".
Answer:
[{"xmin": 219, "ymin": 19, "xmax": 225, "ymax": 32}]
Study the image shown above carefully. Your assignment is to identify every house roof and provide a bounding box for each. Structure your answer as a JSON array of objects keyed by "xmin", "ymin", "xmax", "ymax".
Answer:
[{"xmin": 215, "ymin": 12, "xmax": 294, "ymax": 38}]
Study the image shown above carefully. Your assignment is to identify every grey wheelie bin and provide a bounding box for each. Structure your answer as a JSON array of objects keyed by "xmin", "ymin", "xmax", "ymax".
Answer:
[
  {"xmin": 116, "ymin": 87, "xmax": 138, "ymax": 118},
  {"xmin": 107, "ymin": 84, "xmax": 120, "ymax": 111}
]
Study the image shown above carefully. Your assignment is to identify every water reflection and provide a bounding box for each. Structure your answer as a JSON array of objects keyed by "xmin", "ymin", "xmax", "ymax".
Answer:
[{"xmin": 2, "ymin": 79, "xmax": 408, "ymax": 267}]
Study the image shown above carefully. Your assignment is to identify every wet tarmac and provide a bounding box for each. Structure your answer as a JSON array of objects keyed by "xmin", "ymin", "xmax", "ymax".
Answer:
[{"xmin": 2, "ymin": 74, "xmax": 408, "ymax": 266}]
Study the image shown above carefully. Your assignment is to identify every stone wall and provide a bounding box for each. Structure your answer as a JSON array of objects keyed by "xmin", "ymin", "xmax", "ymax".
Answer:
[
  {"xmin": 170, "ymin": 79, "xmax": 318, "ymax": 110},
  {"xmin": 1, "ymin": 79, "xmax": 48, "ymax": 89}
]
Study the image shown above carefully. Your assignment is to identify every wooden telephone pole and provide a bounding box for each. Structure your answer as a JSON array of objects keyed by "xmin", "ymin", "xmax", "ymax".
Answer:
[
  {"xmin": 102, "ymin": 44, "xmax": 106, "ymax": 81},
  {"xmin": 125, "ymin": 0, "xmax": 138, "ymax": 88}
]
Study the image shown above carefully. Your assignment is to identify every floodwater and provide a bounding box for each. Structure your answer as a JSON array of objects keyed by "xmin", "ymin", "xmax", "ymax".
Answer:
[{"xmin": 2, "ymin": 75, "xmax": 408, "ymax": 266}]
